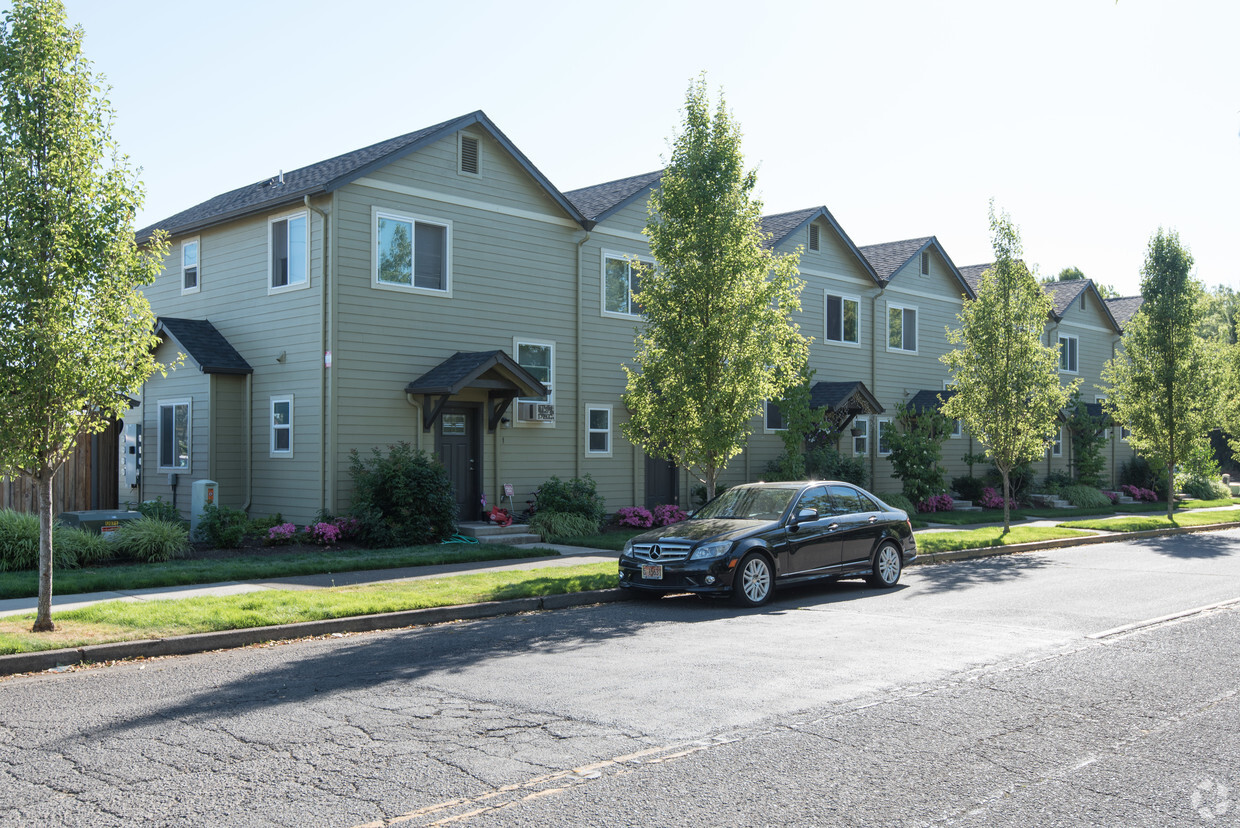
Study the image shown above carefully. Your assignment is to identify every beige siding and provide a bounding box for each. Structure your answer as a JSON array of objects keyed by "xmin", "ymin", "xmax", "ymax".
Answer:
[
  {"xmin": 208, "ymin": 374, "xmax": 247, "ymax": 509},
  {"xmin": 141, "ymin": 341, "xmax": 210, "ymax": 519}
]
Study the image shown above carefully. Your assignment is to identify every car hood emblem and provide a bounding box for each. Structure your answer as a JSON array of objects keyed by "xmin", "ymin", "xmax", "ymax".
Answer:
[{"xmin": 650, "ymin": 545, "xmax": 662, "ymax": 560}]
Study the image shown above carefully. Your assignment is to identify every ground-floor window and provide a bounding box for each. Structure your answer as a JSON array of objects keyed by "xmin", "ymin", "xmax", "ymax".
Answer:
[
  {"xmin": 158, "ymin": 398, "xmax": 191, "ymax": 471},
  {"xmin": 271, "ymin": 396, "xmax": 293, "ymax": 455},
  {"xmin": 586, "ymin": 405, "xmax": 611, "ymax": 456}
]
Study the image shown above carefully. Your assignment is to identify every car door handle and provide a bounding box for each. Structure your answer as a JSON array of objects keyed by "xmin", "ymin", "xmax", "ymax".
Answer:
[
  {"xmin": 868, "ymin": 515, "xmax": 878, "ymax": 523},
  {"xmin": 827, "ymin": 523, "xmax": 840, "ymax": 531}
]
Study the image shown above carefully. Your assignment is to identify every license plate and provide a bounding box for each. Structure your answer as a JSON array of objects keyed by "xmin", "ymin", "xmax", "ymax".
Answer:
[{"xmin": 641, "ymin": 564, "xmax": 663, "ymax": 580}]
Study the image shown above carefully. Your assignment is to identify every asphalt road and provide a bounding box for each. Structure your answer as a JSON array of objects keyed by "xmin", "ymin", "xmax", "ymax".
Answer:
[{"xmin": 2, "ymin": 529, "xmax": 1238, "ymax": 827}]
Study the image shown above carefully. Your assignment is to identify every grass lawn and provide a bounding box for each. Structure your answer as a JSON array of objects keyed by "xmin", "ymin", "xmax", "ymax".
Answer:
[
  {"xmin": 0, "ymin": 543, "xmax": 557, "ymax": 600},
  {"xmin": 0, "ymin": 562, "xmax": 618, "ymax": 655},
  {"xmin": 916, "ymin": 501, "xmax": 1167, "ymax": 526},
  {"xmin": 915, "ymin": 525, "xmax": 1096, "ymax": 554},
  {"xmin": 549, "ymin": 528, "xmax": 646, "ymax": 551},
  {"xmin": 1058, "ymin": 510, "xmax": 1240, "ymax": 533}
]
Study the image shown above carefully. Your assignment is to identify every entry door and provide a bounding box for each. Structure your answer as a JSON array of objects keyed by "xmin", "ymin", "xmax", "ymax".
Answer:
[
  {"xmin": 437, "ymin": 405, "xmax": 481, "ymax": 521},
  {"xmin": 644, "ymin": 454, "xmax": 679, "ymax": 508}
]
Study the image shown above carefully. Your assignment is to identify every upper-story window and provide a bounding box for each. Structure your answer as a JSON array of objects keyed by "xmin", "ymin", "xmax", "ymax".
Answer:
[
  {"xmin": 181, "ymin": 238, "xmax": 200, "ymax": 294},
  {"xmin": 602, "ymin": 252, "xmax": 647, "ymax": 318},
  {"xmin": 269, "ymin": 212, "xmax": 308, "ymax": 292},
  {"xmin": 374, "ymin": 210, "xmax": 451, "ymax": 294},
  {"xmin": 826, "ymin": 293, "xmax": 860, "ymax": 344},
  {"xmin": 888, "ymin": 304, "xmax": 918, "ymax": 353},
  {"xmin": 1059, "ymin": 335, "xmax": 1079, "ymax": 373}
]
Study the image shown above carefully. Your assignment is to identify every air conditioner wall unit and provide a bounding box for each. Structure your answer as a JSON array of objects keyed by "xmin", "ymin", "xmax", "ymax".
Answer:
[{"xmin": 518, "ymin": 402, "xmax": 555, "ymax": 422}]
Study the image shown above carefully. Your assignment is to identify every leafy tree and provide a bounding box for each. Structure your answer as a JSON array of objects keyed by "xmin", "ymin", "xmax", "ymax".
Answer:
[
  {"xmin": 1041, "ymin": 266, "xmax": 1118, "ymax": 298},
  {"xmin": 1198, "ymin": 284, "xmax": 1238, "ymax": 345},
  {"xmin": 1102, "ymin": 229, "xmax": 1219, "ymax": 517},
  {"xmin": 1063, "ymin": 391, "xmax": 1108, "ymax": 487},
  {"xmin": 941, "ymin": 205, "xmax": 1077, "ymax": 531},
  {"xmin": 623, "ymin": 78, "xmax": 808, "ymax": 500},
  {"xmin": 884, "ymin": 403, "xmax": 951, "ymax": 506},
  {"xmin": 0, "ymin": 0, "xmax": 167, "ymax": 632},
  {"xmin": 1055, "ymin": 266, "xmax": 1086, "ymax": 281}
]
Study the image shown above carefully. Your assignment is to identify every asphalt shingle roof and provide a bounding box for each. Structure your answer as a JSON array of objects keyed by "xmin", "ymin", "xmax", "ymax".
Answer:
[
  {"xmin": 155, "ymin": 318, "xmax": 252, "ymax": 375},
  {"xmin": 810, "ymin": 381, "xmax": 884, "ymax": 415},
  {"xmin": 858, "ymin": 237, "xmax": 933, "ymax": 284},
  {"xmin": 1105, "ymin": 296, "xmax": 1144, "ymax": 330},
  {"xmin": 908, "ymin": 388, "xmax": 957, "ymax": 414},
  {"xmin": 405, "ymin": 350, "xmax": 545, "ymax": 398},
  {"xmin": 760, "ymin": 208, "xmax": 822, "ymax": 247},
  {"xmin": 958, "ymin": 263, "xmax": 990, "ymax": 294},
  {"xmin": 564, "ymin": 171, "xmax": 663, "ymax": 223},
  {"xmin": 1043, "ymin": 279, "xmax": 1091, "ymax": 318}
]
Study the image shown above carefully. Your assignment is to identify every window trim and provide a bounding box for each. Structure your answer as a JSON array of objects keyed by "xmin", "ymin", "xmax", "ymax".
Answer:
[
  {"xmin": 1059, "ymin": 334, "xmax": 1079, "ymax": 374},
  {"xmin": 181, "ymin": 237, "xmax": 200, "ymax": 295},
  {"xmin": 371, "ymin": 207, "xmax": 453, "ymax": 296},
  {"xmin": 157, "ymin": 398, "xmax": 191, "ymax": 473},
  {"xmin": 1096, "ymin": 395, "xmax": 1115, "ymax": 442},
  {"xmin": 601, "ymin": 250, "xmax": 650, "ymax": 319},
  {"xmin": 824, "ymin": 291, "xmax": 862, "ymax": 346},
  {"xmin": 877, "ymin": 417, "xmax": 893, "ymax": 457},
  {"xmin": 514, "ymin": 337, "xmax": 555, "ymax": 427},
  {"xmin": 852, "ymin": 417, "xmax": 869, "ymax": 456},
  {"xmin": 1051, "ymin": 424, "xmax": 1063, "ymax": 457},
  {"xmin": 944, "ymin": 380, "xmax": 962, "ymax": 438},
  {"xmin": 585, "ymin": 404, "xmax": 612, "ymax": 457},
  {"xmin": 763, "ymin": 399, "xmax": 787, "ymax": 434},
  {"xmin": 270, "ymin": 395, "xmax": 294, "ymax": 457},
  {"xmin": 268, "ymin": 211, "xmax": 310, "ymax": 294},
  {"xmin": 887, "ymin": 303, "xmax": 919, "ymax": 354}
]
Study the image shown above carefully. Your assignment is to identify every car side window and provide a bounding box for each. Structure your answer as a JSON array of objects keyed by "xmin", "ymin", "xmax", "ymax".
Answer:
[
  {"xmin": 854, "ymin": 490, "xmax": 881, "ymax": 512},
  {"xmin": 795, "ymin": 486, "xmax": 831, "ymax": 518},
  {"xmin": 827, "ymin": 485, "xmax": 863, "ymax": 515}
]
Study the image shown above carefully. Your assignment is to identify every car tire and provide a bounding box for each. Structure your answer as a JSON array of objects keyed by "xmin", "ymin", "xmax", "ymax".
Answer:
[
  {"xmin": 732, "ymin": 552, "xmax": 774, "ymax": 607},
  {"xmin": 867, "ymin": 541, "xmax": 902, "ymax": 588}
]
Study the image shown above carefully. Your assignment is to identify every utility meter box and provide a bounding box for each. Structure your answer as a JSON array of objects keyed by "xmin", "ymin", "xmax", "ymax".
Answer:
[
  {"xmin": 122, "ymin": 423, "xmax": 141, "ymax": 487},
  {"xmin": 190, "ymin": 480, "xmax": 219, "ymax": 539},
  {"xmin": 57, "ymin": 510, "xmax": 142, "ymax": 540}
]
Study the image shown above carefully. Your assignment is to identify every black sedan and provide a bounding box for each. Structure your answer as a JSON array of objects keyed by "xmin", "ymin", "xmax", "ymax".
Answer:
[{"xmin": 618, "ymin": 481, "xmax": 917, "ymax": 607}]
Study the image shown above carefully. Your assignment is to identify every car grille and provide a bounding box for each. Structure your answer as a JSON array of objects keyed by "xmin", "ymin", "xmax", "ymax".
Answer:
[{"xmin": 630, "ymin": 543, "xmax": 692, "ymax": 562}]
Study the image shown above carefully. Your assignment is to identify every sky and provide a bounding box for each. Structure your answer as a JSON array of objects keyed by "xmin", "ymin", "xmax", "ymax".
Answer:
[{"xmin": 47, "ymin": 0, "xmax": 1240, "ymax": 298}]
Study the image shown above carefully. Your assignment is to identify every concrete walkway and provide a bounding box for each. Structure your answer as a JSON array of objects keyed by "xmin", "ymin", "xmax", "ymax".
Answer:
[{"xmin": 0, "ymin": 543, "xmax": 618, "ymax": 620}]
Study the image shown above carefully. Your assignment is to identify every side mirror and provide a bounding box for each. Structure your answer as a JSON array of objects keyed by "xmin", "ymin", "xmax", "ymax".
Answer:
[{"xmin": 789, "ymin": 507, "xmax": 818, "ymax": 530}]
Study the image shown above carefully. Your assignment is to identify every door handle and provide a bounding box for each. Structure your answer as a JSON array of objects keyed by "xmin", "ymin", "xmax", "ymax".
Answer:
[
  {"xmin": 827, "ymin": 523, "xmax": 839, "ymax": 531},
  {"xmin": 868, "ymin": 515, "xmax": 878, "ymax": 523}
]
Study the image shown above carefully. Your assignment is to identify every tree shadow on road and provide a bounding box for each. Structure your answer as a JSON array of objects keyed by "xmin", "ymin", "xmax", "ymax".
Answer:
[
  {"xmin": 897, "ymin": 554, "xmax": 1055, "ymax": 595},
  {"xmin": 1129, "ymin": 531, "xmax": 1238, "ymax": 559}
]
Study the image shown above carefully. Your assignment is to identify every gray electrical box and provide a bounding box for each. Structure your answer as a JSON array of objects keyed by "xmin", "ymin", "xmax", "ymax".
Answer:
[
  {"xmin": 57, "ymin": 510, "xmax": 143, "ymax": 540},
  {"xmin": 123, "ymin": 423, "xmax": 141, "ymax": 487}
]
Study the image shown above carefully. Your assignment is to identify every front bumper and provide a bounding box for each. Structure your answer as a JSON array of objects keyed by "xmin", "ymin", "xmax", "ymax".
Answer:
[{"xmin": 617, "ymin": 555, "xmax": 736, "ymax": 595}]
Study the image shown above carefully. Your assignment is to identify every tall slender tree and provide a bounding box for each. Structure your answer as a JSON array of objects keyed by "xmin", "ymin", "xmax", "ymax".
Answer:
[
  {"xmin": 0, "ymin": 0, "xmax": 168, "ymax": 632},
  {"xmin": 941, "ymin": 205, "xmax": 1076, "ymax": 531},
  {"xmin": 622, "ymin": 77, "xmax": 808, "ymax": 500},
  {"xmin": 1102, "ymin": 230, "xmax": 1217, "ymax": 517}
]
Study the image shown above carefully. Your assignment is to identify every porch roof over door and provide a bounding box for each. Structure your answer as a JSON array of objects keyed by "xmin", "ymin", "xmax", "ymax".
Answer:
[
  {"xmin": 809, "ymin": 380, "xmax": 884, "ymax": 431},
  {"xmin": 405, "ymin": 350, "xmax": 547, "ymax": 432}
]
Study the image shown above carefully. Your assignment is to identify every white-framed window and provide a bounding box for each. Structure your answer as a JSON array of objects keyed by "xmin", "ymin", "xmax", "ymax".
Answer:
[
  {"xmin": 269, "ymin": 211, "xmax": 308, "ymax": 292},
  {"xmin": 852, "ymin": 417, "xmax": 869, "ymax": 456},
  {"xmin": 1096, "ymin": 395, "xmax": 1111, "ymax": 441},
  {"xmin": 887, "ymin": 304, "xmax": 918, "ymax": 353},
  {"xmin": 1051, "ymin": 425, "xmax": 1063, "ymax": 457},
  {"xmin": 764, "ymin": 400, "xmax": 786, "ymax": 433},
  {"xmin": 271, "ymin": 396, "xmax": 293, "ymax": 456},
  {"xmin": 877, "ymin": 417, "xmax": 893, "ymax": 456},
  {"xmin": 515, "ymin": 338, "xmax": 554, "ymax": 424},
  {"xmin": 825, "ymin": 293, "xmax": 860, "ymax": 345},
  {"xmin": 157, "ymin": 398, "xmax": 191, "ymax": 472},
  {"xmin": 602, "ymin": 251, "xmax": 648, "ymax": 318},
  {"xmin": 458, "ymin": 133, "xmax": 480, "ymax": 176},
  {"xmin": 373, "ymin": 209, "xmax": 451, "ymax": 295},
  {"xmin": 586, "ymin": 405, "xmax": 611, "ymax": 456},
  {"xmin": 181, "ymin": 237, "xmax": 200, "ymax": 294},
  {"xmin": 1059, "ymin": 335, "xmax": 1079, "ymax": 373},
  {"xmin": 944, "ymin": 380, "xmax": 962, "ymax": 438}
]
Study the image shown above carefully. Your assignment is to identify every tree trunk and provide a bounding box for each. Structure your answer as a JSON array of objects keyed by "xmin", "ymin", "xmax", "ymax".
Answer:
[
  {"xmin": 33, "ymin": 470, "xmax": 55, "ymax": 633},
  {"xmin": 1001, "ymin": 469, "xmax": 1011, "ymax": 533},
  {"xmin": 704, "ymin": 464, "xmax": 718, "ymax": 503},
  {"xmin": 1166, "ymin": 462, "xmax": 1175, "ymax": 520}
]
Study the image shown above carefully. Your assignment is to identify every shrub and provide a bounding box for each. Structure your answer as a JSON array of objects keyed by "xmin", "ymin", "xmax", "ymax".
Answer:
[
  {"xmin": 763, "ymin": 451, "xmax": 805, "ymax": 482},
  {"xmin": 983, "ymin": 462, "xmax": 1035, "ymax": 504},
  {"xmin": 0, "ymin": 510, "xmax": 80, "ymax": 571},
  {"xmin": 529, "ymin": 511, "xmax": 601, "ymax": 542},
  {"xmin": 1119, "ymin": 456, "xmax": 1167, "ymax": 494},
  {"xmin": 55, "ymin": 527, "xmax": 114, "ymax": 566},
  {"xmin": 247, "ymin": 513, "xmax": 285, "ymax": 535},
  {"xmin": 917, "ymin": 493, "xmax": 955, "ymax": 513},
  {"xmin": 1103, "ymin": 490, "xmax": 1119, "ymax": 504},
  {"xmin": 979, "ymin": 487, "xmax": 1012, "ymax": 510},
  {"xmin": 332, "ymin": 516, "xmax": 361, "ymax": 540},
  {"xmin": 1040, "ymin": 471, "xmax": 1075, "ymax": 496},
  {"xmin": 1061, "ymin": 485, "xmax": 1113, "ymax": 509},
  {"xmin": 535, "ymin": 475, "xmax": 606, "ymax": 525},
  {"xmin": 305, "ymin": 522, "xmax": 341, "ymax": 546},
  {"xmin": 652, "ymin": 504, "xmax": 687, "ymax": 526},
  {"xmin": 194, "ymin": 503, "xmax": 250, "ymax": 548},
  {"xmin": 265, "ymin": 523, "xmax": 298, "ymax": 545},
  {"xmin": 113, "ymin": 517, "xmax": 189, "ymax": 563},
  {"xmin": 348, "ymin": 442, "xmax": 457, "ymax": 547},
  {"xmin": 951, "ymin": 476, "xmax": 986, "ymax": 503},
  {"xmin": 1122, "ymin": 484, "xmax": 1159, "ymax": 502},
  {"xmin": 1177, "ymin": 473, "xmax": 1230, "ymax": 501},
  {"xmin": 876, "ymin": 492, "xmax": 916, "ymax": 515},
  {"xmin": 126, "ymin": 496, "xmax": 182, "ymax": 524},
  {"xmin": 616, "ymin": 507, "xmax": 654, "ymax": 529},
  {"xmin": 805, "ymin": 446, "xmax": 868, "ymax": 488},
  {"xmin": 885, "ymin": 403, "xmax": 951, "ymax": 505}
]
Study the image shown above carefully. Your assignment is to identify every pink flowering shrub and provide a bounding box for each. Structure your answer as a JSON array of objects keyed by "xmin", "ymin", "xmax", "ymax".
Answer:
[
  {"xmin": 616, "ymin": 507, "xmax": 654, "ymax": 528},
  {"xmin": 332, "ymin": 516, "xmax": 361, "ymax": 540},
  {"xmin": 916, "ymin": 493, "xmax": 955, "ymax": 513},
  {"xmin": 265, "ymin": 523, "xmax": 298, "ymax": 545},
  {"xmin": 1122, "ymin": 484, "xmax": 1159, "ymax": 502},
  {"xmin": 652, "ymin": 504, "xmax": 688, "ymax": 526},
  {"xmin": 1103, "ymin": 490, "xmax": 1119, "ymax": 504},
  {"xmin": 305, "ymin": 521, "xmax": 342, "ymax": 545},
  {"xmin": 979, "ymin": 487, "xmax": 1012, "ymax": 510}
]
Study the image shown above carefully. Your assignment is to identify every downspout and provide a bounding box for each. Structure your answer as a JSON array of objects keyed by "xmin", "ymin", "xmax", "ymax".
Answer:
[
  {"xmin": 305, "ymin": 195, "xmax": 331, "ymax": 514},
  {"xmin": 574, "ymin": 230, "xmax": 590, "ymax": 477}
]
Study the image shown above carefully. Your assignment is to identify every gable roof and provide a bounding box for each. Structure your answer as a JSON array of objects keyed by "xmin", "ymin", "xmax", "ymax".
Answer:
[
  {"xmin": 958, "ymin": 263, "xmax": 990, "ymax": 294},
  {"xmin": 1043, "ymin": 279, "xmax": 1091, "ymax": 318},
  {"xmin": 404, "ymin": 350, "xmax": 545, "ymax": 399},
  {"xmin": 858, "ymin": 235, "xmax": 974, "ymax": 297},
  {"xmin": 155, "ymin": 318, "xmax": 252, "ymax": 375},
  {"xmin": 760, "ymin": 207, "xmax": 882, "ymax": 286},
  {"xmin": 1105, "ymin": 296, "xmax": 1144, "ymax": 330},
  {"xmin": 137, "ymin": 111, "xmax": 587, "ymax": 242},
  {"xmin": 565, "ymin": 170, "xmax": 663, "ymax": 225},
  {"xmin": 954, "ymin": 267, "xmax": 1123, "ymax": 331}
]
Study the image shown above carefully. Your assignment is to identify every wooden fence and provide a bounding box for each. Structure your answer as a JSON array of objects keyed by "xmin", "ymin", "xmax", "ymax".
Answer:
[{"xmin": 0, "ymin": 421, "xmax": 121, "ymax": 515}]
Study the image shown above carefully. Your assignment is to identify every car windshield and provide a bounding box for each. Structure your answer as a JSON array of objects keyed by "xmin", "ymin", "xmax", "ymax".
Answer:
[{"xmin": 694, "ymin": 486, "xmax": 799, "ymax": 521}]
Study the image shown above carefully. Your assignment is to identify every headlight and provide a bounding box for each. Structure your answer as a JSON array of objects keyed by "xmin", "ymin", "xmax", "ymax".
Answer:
[
  {"xmin": 689, "ymin": 541, "xmax": 731, "ymax": 561},
  {"xmin": 621, "ymin": 540, "xmax": 634, "ymax": 557}
]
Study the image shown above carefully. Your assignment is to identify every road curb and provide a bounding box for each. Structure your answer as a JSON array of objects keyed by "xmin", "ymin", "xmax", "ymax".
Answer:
[{"xmin": 2, "ymin": 522, "xmax": 1235, "ymax": 677}]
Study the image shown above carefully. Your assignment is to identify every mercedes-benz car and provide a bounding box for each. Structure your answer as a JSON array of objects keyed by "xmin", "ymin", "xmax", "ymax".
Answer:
[{"xmin": 617, "ymin": 481, "xmax": 916, "ymax": 607}]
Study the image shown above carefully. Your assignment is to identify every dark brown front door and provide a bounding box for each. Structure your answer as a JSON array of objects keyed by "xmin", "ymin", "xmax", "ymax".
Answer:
[
  {"xmin": 644, "ymin": 453, "xmax": 679, "ymax": 509},
  {"xmin": 436, "ymin": 405, "xmax": 481, "ymax": 521}
]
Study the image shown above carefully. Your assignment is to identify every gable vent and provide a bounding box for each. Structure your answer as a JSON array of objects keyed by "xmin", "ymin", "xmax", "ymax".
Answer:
[
  {"xmin": 920, "ymin": 251, "xmax": 930, "ymax": 275},
  {"xmin": 460, "ymin": 135, "xmax": 480, "ymax": 175},
  {"xmin": 808, "ymin": 223, "xmax": 820, "ymax": 251}
]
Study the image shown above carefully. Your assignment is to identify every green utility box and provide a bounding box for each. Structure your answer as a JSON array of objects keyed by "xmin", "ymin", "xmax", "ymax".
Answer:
[{"xmin": 57, "ymin": 510, "xmax": 143, "ymax": 540}]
